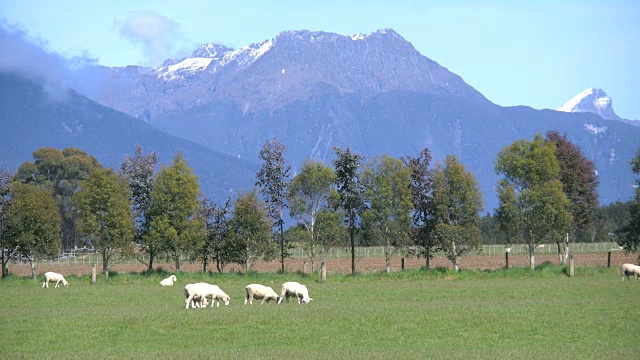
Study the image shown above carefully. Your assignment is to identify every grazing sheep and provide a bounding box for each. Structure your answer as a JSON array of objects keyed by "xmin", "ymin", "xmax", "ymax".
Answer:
[
  {"xmin": 244, "ymin": 284, "xmax": 280, "ymax": 305},
  {"xmin": 182, "ymin": 284, "xmax": 210, "ymax": 308},
  {"xmin": 621, "ymin": 263, "xmax": 640, "ymax": 281},
  {"xmin": 184, "ymin": 283, "xmax": 230, "ymax": 309},
  {"xmin": 277, "ymin": 281, "xmax": 312, "ymax": 304},
  {"xmin": 190, "ymin": 294, "xmax": 209, "ymax": 309},
  {"xmin": 42, "ymin": 272, "xmax": 69, "ymax": 288},
  {"xmin": 160, "ymin": 275, "xmax": 177, "ymax": 287}
]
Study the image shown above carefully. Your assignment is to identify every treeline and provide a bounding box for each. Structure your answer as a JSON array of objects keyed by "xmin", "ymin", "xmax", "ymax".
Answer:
[{"xmin": 1, "ymin": 132, "xmax": 639, "ymax": 279}]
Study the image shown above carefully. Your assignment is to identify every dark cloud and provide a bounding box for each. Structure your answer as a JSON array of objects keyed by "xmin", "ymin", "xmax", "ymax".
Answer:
[
  {"xmin": 116, "ymin": 10, "xmax": 185, "ymax": 66},
  {"xmin": 0, "ymin": 20, "xmax": 102, "ymax": 100}
]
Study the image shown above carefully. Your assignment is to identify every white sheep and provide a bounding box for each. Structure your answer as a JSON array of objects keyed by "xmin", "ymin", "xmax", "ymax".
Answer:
[
  {"xmin": 244, "ymin": 284, "xmax": 280, "ymax": 305},
  {"xmin": 42, "ymin": 272, "xmax": 69, "ymax": 288},
  {"xmin": 277, "ymin": 281, "xmax": 312, "ymax": 304},
  {"xmin": 621, "ymin": 263, "xmax": 640, "ymax": 281},
  {"xmin": 184, "ymin": 283, "xmax": 230, "ymax": 309},
  {"xmin": 160, "ymin": 275, "xmax": 177, "ymax": 287}
]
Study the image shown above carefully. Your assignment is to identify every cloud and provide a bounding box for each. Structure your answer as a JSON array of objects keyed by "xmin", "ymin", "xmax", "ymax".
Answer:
[
  {"xmin": 116, "ymin": 10, "xmax": 184, "ymax": 66},
  {"xmin": 0, "ymin": 20, "xmax": 101, "ymax": 99}
]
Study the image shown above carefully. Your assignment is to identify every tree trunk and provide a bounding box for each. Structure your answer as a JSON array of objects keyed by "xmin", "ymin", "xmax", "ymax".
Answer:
[
  {"xmin": 30, "ymin": 260, "xmax": 36, "ymax": 280},
  {"xmin": 147, "ymin": 247, "xmax": 154, "ymax": 272},
  {"xmin": 311, "ymin": 243, "xmax": 316, "ymax": 273},
  {"xmin": 202, "ymin": 255, "xmax": 208, "ymax": 273},
  {"xmin": 321, "ymin": 252, "xmax": 327, "ymax": 283},
  {"xmin": 175, "ymin": 254, "xmax": 181, "ymax": 273},
  {"xmin": 350, "ymin": 220, "xmax": 355, "ymax": 276},
  {"xmin": 102, "ymin": 251, "xmax": 109, "ymax": 277},
  {"xmin": 0, "ymin": 231, "xmax": 5, "ymax": 278},
  {"xmin": 556, "ymin": 241, "xmax": 563, "ymax": 264},
  {"xmin": 529, "ymin": 232, "xmax": 535, "ymax": 270},
  {"xmin": 452, "ymin": 241, "xmax": 459, "ymax": 272},
  {"xmin": 425, "ymin": 247, "xmax": 430, "ymax": 269},
  {"xmin": 385, "ymin": 243, "xmax": 391, "ymax": 273},
  {"xmin": 279, "ymin": 218, "xmax": 285, "ymax": 273},
  {"xmin": 563, "ymin": 233, "xmax": 570, "ymax": 263}
]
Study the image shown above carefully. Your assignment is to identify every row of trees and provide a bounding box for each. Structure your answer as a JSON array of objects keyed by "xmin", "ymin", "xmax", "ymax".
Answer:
[{"xmin": 1, "ymin": 131, "xmax": 638, "ymax": 278}]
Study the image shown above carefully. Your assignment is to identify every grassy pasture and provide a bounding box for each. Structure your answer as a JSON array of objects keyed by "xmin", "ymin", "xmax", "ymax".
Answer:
[{"xmin": 1, "ymin": 266, "xmax": 639, "ymax": 359}]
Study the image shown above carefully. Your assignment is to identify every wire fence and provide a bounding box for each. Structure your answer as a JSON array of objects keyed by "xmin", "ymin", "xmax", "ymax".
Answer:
[{"xmin": 11, "ymin": 242, "xmax": 623, "ymax": 267}]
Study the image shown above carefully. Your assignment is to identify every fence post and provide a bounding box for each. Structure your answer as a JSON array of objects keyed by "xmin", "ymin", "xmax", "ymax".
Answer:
[
  {"xmin": 91, "ymin": 264, "xmax": 96, "ymax": 284},
  {"xmin": 505, "ymin": 249, "xmax": 510, "ymax": 269},
  {"xmin": 401, "ymin": 258, "xmax": 405, "ymax": 271},
  {"xmin": 607, "ymin": 251, "xmax": 611, "ymax": 268},
  {"xmin": 569, "ymin": 255, "xmax": 574, "ymax": 277}
]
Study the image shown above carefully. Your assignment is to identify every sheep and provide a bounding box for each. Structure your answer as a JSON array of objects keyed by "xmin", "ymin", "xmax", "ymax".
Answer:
[
  {"xmin": 190, "ymin": 294, "xmax": 210, "ymax": 309},
  {"xmin": 277, "ymin": 281, "xmax": 312, "ymax": 304},
  {"xmin": 160, "ymin": 275, "xmax": 177, "ymax": 287},
  {"xmin": 621, "ymin": 263, "xmax": 640, "ymax": 281},
  {"xmin": 42, "ymin": 272, "xmax": 69, "ymax": 288},
  {"xmin": 244, "ymin": 284, "xmax": 280, "ymax": 305},
  {"xmin": 184, "ymin": 283, "xmax": 230, "ymax": 309}
]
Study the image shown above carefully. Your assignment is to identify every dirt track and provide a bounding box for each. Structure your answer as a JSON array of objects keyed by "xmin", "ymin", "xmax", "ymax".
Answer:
[{"xmin": 6, "ymin": 251, "xmax": 639, "ymax": 277}]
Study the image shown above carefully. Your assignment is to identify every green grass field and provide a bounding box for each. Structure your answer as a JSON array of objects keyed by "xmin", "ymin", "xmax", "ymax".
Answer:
[{"xmin": 1, "ymin": 266, "xmax": 639, "ymax": 359}]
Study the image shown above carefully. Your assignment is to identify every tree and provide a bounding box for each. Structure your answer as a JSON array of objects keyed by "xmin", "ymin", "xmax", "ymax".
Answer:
[
  {"xmin": 361, "ymin": 155, "xmax": 413, "ymax": 273},
  {"xmin": 402, "ymin": 148, "xmax": 437, "ymax": 268},
  {"xmin": 315, "ymin": 207, "xmax": 347, "ymax": 282},
  {"xmin": 5, "ymin": 183, "xmax": 61, "ymax": 279},
  {"xmin": 0, "ymin": 167, "xmax": 14, "ymax": 277},
  {"xmin": 120, "ymin": 145, "xmax": 159, "ymax": 271},
  {"xmin": 200, "ymin": 197, "xmax": 236, "ymax": 272},
  {"xmin": 495, "ymin": 134, "xmax": 572, "ymax": 269},
  {"xmin": 13, "ymin": 148, "xmax": 102, "ymax": 249},
  {"xmin": 332, "ymin": 147, "xmax": 365, "ymax": 275},
  {"xmin": 618, "ymin": 147, "xmax": 640, "ymax": 253},
  {"xmin": 431, "ymin": 155, "xmax": 483, "ymax": 271},
  {"xmin": 228, "ymin": 191, "xmax": 276, "ymax": 271},
  {"xmin": 146, "ymin": 154, "xmax": 206, "ymax": 272},
  {"xmin": 546, "ymin": 131, "xmax": 599, "ymax": 263},
  {"xmin": 256, "ymin": 137, "xmax": 291, "ymax": 273},
  {"xmin": 287, "ymin": 160, "xmax": 336, "ymax": 273},
  {"xmin": 74, "ymin": 168, "xmax": 135, "ymax": 277}
]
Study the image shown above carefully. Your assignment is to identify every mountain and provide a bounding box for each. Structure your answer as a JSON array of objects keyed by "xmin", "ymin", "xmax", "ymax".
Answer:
[
  {"xmin": 557, "ymin": 87, "xmax": 621, "ymax": 120},
  {"xmin": 557, "ymin": 87, "xmax": 640, "ymax": 127},
  {"xmin": 77, "ymin": 29, "xmax": 640, "ymax": 210},
  {"xmin": 0, "ymin": 71, "xmax": 258, "ymax": 203}
]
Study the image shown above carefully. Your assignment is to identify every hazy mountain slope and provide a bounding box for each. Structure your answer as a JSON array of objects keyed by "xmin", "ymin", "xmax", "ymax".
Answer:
[{"xmin": 0, "ymin": 72, "xmax": 257, "ymax": 203}]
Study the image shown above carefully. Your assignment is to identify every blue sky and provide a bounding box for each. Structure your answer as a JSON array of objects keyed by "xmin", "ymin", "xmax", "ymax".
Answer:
[{"xmin": 1, "ymin": 0, "xmax": 638, "ymax": 119}]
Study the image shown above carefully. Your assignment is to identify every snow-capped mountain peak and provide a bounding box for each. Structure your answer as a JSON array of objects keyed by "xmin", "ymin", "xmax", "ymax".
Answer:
[
  {"xmin": 192, "ymin": 43, "xmax": 234, "ymax": 59},
  {"xmin": 557, "ymin": 87, "xmax": 621, "ymax": 120}
]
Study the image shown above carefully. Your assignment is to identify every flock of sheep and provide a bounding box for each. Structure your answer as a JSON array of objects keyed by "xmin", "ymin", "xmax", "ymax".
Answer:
[
  {"xmin": 177, "ymin": 279, "xmax": 313, "ymax": 309},
  {"xmin": 40, "ymin": 263, "xmax": 640, "ymax": 296}
]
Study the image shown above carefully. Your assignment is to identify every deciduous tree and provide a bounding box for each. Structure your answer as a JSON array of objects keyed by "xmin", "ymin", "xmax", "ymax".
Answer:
[
  {"xmin": 228, "ymin": 191, "xmax": 276, "ymax": 271},
  {"xmin": 287, "ymin": 160, "xmax": 336, "ymax": 273},
  {"xmin": 6, "ymin": 183, "xmax": 61, "ymax": 279},
  {"xmin": 146, "ymin": 154, "xmax": 206, "ymax": 272},
  {"xmin": 256, "ymin": 137, "xmax": 291, "ymax": 273},
  {"xmin": 74, "ymin": 168, "xmax": 135, "ymax": 276},
  {"xmin": 618, "ymin": 147, "xmax": 640, "ymax": 253},
  {"xmin": 495, "ymin": 134, "xmax": 572, "ymax": 269},
  {"xmin": 546, "ymin": 131, "xmax": 599, "ymax": 263},
  {"xmin": 120, "ymin": 145, "xmax": 158, "ymax": 271},
  {"xmin": 361, "ymin": 155, "xmax": 413, "ymax": 273},
  {"xmin": 431, "ymin": 155, "xmax": 483, "ymax": 271},
  {"xmin": 0, "ymin": 167, "xmax": 14, "ymax": 277},
  {"xmin": 13, "ymin": 148, "xmax": 101, "ymax": 249},
  {"xmin": 332, "ymin": 147, "xmax": 365, "ymax": 275},
  {"xmin": 402, "ymin": 148, "xmax": 437, "ymax": 268},
  {"xmin": 201, "ymin": 197, "xmax": 236, "ymax": 272}
]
